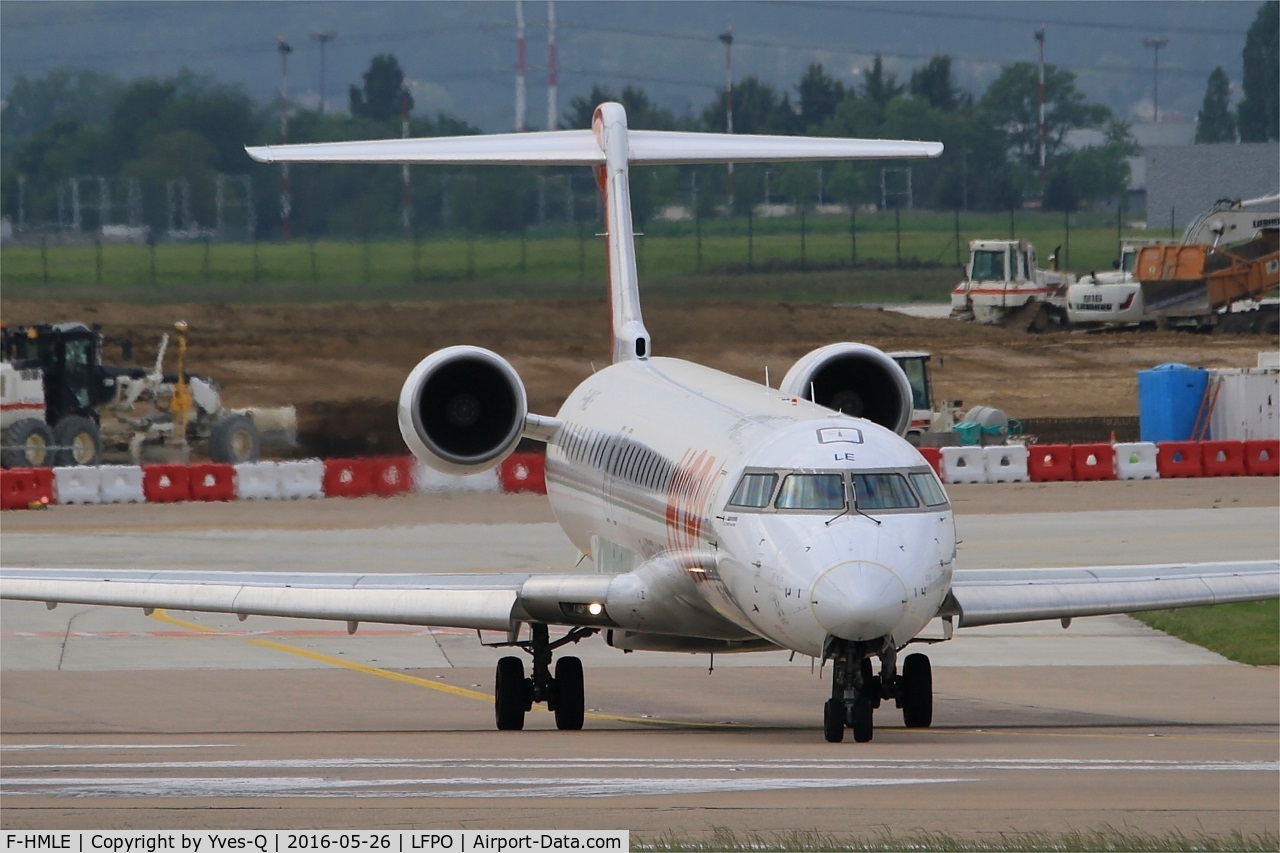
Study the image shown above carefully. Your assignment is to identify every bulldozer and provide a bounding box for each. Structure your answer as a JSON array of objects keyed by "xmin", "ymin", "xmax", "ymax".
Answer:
[{"xmin": 1, "ymin": 321, "xmax": 295, "ymax": 468}]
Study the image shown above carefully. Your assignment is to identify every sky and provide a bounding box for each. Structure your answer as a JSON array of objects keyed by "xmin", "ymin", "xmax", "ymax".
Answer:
[{"xmin": 0, "ymin": 1, "xmax": 1265, "ymax": 133}]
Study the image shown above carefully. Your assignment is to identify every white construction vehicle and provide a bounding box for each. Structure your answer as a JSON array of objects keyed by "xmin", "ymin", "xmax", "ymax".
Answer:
[
  {"xmin": 888, "ymin": 351, "xmax": 963, "ymax": 445},
  {"xmin": 1, "ymin": 321, "xmax": 295, "ymax": 468},
  {"xmin": 950, "ymin": 239, "xmax": 1073, "ymax": 331},
  {"xmin": 1066, "ymin": 194, "xmax": 1280, "ymax": 331}
]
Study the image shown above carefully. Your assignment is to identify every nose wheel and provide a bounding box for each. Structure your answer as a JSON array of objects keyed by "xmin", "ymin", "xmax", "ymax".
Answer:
[
  {"xmin": 822, "ymin": 640, "xmax": 932, "ymax": 743},
  {"xmin": 491, "ymin": 623, "xmax": 594, "ymax": 731}
]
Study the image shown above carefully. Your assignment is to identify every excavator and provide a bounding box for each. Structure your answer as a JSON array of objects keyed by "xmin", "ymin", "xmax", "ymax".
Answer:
[{"xmin": 1067, "ymin": 194, "xmax": 1279, "ymax": 333}]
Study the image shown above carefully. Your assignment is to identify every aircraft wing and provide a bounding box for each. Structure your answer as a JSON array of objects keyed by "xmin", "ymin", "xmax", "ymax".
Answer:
[
  {"xmin": 246, "ymin": 129, "xmax": 941, "ymax": 167},
  {"xmin": 944, "ymin": 560, "xmax": 1280, "ymax": 628},
  {"xmin": 0, "ymin": 568, "xmax": 621, "ymax": 633}
]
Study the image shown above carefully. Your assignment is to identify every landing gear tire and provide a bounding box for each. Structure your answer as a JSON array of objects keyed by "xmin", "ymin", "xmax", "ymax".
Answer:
[
  {"xmin": 851, "ymin": 697, "xmax": 874, "ymax": 743},
  {"xmin": 552, "ymin": 656, "xmax": 585, "ymax": 731},
  {"xmin": 901, "ymin": 652, "xmax": 933, "ymax": 728},
  {"xmin": 495, "ymin": 655, "xmax": 530, "ymax": 731},
  {"xmin": 53, "ymin": 415, "xmax": 102, "ymax": 467},
  {"xmin": 823, "ymin": 698, "xmax": 845, "ymax": 743}
]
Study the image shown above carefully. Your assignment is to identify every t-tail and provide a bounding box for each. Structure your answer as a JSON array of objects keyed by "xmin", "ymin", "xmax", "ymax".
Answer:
[{"xmin": 246, "ymin": 103, "xmax": 942, "ymax": 364}]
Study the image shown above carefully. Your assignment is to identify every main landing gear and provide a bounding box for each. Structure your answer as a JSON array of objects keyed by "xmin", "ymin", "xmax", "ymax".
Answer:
[
  {"xmin": 823, "ymin": 640, "xmax": 932, "ymax": 743},
  {"xmin": 493, "ymin": 623, "xmax": 596, "ymax": 731}
]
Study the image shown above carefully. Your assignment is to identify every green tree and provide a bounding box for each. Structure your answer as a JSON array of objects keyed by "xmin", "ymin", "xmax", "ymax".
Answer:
[
  {"xmin": 349, "ymin": 54, "xmax": 413, "ymax": 123},
  {"xmin": 562, "ymin": 85, "xmax": 679, "ymax": 130},
  {"xmin": 978, "ymin": 62, "xmax": 1110, "ymax": 186},
  {"xmin": 909, "ymin": 56, "xmax": 962, "ymax": 112},
  {"xmin": 0, "ymin": 69, "xmax": 124, "ymax": 150},
  {"xmin": 703, "ymin": 76, "xmax": 798, "ymax": 135},
  {"xmin": 1237, "ymin": 1, "xmax": 1278, "ymax": 141},
  {"xmin": 797, "ymin": 63, "xmax": 844, "ymax": 130},
  {"xmin": 862, "ymin": 55, "xmax": 904, "ymax": 109},
  {"xmin": 1196, "ymin": 67, "xmax": 1237, "ymax": 143}
]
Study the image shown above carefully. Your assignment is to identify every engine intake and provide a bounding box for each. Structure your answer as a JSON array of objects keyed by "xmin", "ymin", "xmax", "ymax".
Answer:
[
  {"xmin": 779, "ymin": 343, "xmax": 913, "ymax": 435},
  {"xmin": 398, "ymin": 346, "xmax": 528, "ymax": 474}
]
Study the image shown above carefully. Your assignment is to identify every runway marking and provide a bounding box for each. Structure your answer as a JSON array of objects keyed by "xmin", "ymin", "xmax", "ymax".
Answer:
[
  {"xmin": 1, "ymin": 743, "xmax": 230, "ymax": 751},
  {"xmin": 0, "ymin": 775, "xmax": 964, "ymax": 799},
  {"xmin": 920, "ymin": 727, "xmax": 1280, "ymax": 745},
  {"xmin": 10, "ymin": 757, "xmax": 1278, "ymax": 772},
  {"xmin": 6, "ymin": 756, "xmax": 1275, "ymax": 800},
  {"xmin": 148, "ymin": 610, "xmax": 737, "ymax": 729}
]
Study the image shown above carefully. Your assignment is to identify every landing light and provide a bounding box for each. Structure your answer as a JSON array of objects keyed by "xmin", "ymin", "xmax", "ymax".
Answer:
[{"xmin": 587, "ymin": 602, "xmax": 604, "ymax": 617}]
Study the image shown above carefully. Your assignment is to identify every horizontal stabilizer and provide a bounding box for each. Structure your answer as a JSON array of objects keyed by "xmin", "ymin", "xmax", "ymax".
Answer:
[{"xmin": 247, "ymin": 129, "xmax": 942, "ymax": 166}]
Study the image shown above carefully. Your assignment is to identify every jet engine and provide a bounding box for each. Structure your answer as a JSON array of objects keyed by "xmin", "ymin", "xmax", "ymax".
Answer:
[
  {"xmin": 397, "ymin": 346, "xmax": 528, "ymax": 475},
  {"xmin": 779, "ymin": 343, "xmax": 914, "ymax": 436}
]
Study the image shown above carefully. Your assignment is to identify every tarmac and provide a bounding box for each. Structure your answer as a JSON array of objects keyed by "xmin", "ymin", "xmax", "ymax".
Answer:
[{"xmin": 1, "ymin": 479, "xmax": 1277, "ymax": 841}]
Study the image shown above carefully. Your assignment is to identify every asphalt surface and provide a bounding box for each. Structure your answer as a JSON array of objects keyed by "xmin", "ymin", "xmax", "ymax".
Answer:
[{"xmin": 1, "ymin": 480, "xmax": 1277, "ymax": 842}]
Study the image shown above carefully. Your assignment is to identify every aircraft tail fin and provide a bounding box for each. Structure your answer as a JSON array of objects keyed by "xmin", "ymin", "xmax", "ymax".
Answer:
[{"xmin": 246, "ymin": 104, "xmax": 942, "ymax": 364}]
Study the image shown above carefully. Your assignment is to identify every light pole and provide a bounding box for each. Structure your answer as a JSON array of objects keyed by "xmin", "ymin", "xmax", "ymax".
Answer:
[
  {"xmin": 310, "ymin": 30, "xmax": 337, "ymax": 115},
  {"xmin": 1034, "ymin": 27, "xmax": 1046, "ymax": 191},
  {"xmin": 719, "ymin": 26, "xmax": 734, "ymax": 201},
  {"xmin": 1142, "ymin": 37, "xmax": 1169, "ymax": 122},
  {"xmin": 277, "ymin": 37, "xmax": 292, "ymax": 240}
]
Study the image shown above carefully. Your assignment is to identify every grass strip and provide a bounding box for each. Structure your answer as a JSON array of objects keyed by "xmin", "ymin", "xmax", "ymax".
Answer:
[
  {"xmin": 635, "ymin": 826, "xmax": 1279, "ymax": 852},
  {"xmin": 1132, "ymin": 599, "xmax": 1279, "ymax": 666}
]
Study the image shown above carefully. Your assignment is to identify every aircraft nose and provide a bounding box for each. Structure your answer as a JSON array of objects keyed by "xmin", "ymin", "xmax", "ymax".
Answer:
[{"xmin": 809, "ymin": 561, "xmax": 908, "ymax": 641}]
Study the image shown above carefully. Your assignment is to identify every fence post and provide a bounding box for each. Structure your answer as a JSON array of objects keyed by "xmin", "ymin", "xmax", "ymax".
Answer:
[
  {"xmin": 954, "ymin": 209, "xmax": 962, "ymax": 267},
  {"xmin": 895, "ymin": 208, "xmax": 901, "ymax": 268},
  {"xmin": 1064, "ymin": 209, "xmax": 1071, "ymax": 269},
  {"xmin": 149, "ymin": 239, "xmax": 157, "ymax": 288},
  {"xmin": 695, "ymin": 209, "xmax": 702, "ymax": 273},
  {"xmin": 850, "ymin": 208, "xmax": 857, "ymax": 267},
  {"xmin": 799, "ymin": 205, "xmax": 807, "ymax": 272},
  {"xmin": 252, "ymin": 240, "xmax": 260, "ymax": 285},
  {"xmin": 95, "ymin": 239, "xmax": 103, "ymax": 287}
]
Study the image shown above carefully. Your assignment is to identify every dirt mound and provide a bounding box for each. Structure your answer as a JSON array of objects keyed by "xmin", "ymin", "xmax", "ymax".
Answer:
[{"xmin": 4, "ymin": 298, "xmax": 1273, "ymax": 455}]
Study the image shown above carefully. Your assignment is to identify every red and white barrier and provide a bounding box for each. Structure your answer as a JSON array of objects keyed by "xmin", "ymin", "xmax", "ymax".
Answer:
[{"xmin": 3, "ymin": 438, "xmax": 1277, "ymax": 510}]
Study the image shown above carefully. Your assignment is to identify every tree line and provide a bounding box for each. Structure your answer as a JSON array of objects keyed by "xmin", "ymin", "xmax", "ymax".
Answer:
[{"xmin": 2, "ymin": 1, "xmax": 1275, "ymax": 241}]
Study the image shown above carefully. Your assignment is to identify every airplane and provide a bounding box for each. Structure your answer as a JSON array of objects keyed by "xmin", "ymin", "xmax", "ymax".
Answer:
[{"xmin": 2, "ymin": 103, "xmax": 1277, "ymax": 743}]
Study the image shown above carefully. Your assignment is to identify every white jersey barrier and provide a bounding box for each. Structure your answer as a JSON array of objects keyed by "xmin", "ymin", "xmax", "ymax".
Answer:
[
  {"xmin": 277, "ymin": 459, "xmax": 325, "ymax": 499},
  {"xmin": 98, "ymin": 465, "xmax": 146, "ymax": 503},
  {"xmin": 413, "ymin": 461, "xmax": 502, "ymax": 494},
  {"xmin": 52, "ymin": 465, "xmax": 103, "ymax": 505},
  {"xmin": 940, "ymin": 446, "xmax": 987, "ymax": 484},
  {"xmin": 235, "ymin": 461, "xmax": 282, "ymax": 500},
  {"xmin": 983, "ymin": 444, "xmax": 1030, "ymax": 482},
  {"xmin": 1114, "ymin": 442, "xmax": 1160, "ymax": 480}
]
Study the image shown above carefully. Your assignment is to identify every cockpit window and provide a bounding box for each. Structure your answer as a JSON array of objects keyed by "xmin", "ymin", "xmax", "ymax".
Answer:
[
  {"xmin": 775, "ymin": 473, "xmax": 845, "ymax": 510},
  {"xmin": 728, "ymin": 472, "xmax": 778, "ymax": 508},
  {"xmin": 852, "ymin": 473, "xmax": 918, "ymax": 509},
  {"xmin": 910, "ymin": 471, "xmax": 949, "ymax": 507}
]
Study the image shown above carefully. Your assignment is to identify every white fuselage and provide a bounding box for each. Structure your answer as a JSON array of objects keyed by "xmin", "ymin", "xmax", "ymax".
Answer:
[{"xmin": 544, "ymin": 357, "xmax": 956, "ymax": 658}]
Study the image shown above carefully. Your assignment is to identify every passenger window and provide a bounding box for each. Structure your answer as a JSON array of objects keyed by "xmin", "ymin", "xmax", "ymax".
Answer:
[
  {"xmin": 728, "ymin": 472, "xmax": 777, "ymax": 508},
  {"xmin": 909, "ymin": 471, "xmax": 949, "ymax": 507},
  {"xmin": 852, "ymin": 473, "xmax": 918, "ymax": 510},
  {"xmin": 776, "ymin": 473, "xmax": 845, "ymax": 510}
]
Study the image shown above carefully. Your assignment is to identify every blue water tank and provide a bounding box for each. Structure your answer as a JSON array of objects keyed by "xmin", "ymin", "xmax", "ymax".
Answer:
[{"xmin": 1138, "ymin": 363, "xmax": 1208, "ymax": 442}]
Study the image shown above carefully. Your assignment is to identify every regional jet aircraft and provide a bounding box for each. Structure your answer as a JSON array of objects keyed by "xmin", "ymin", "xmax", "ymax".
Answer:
[{"xmin": 3, "ymin": 104, "xmax": 1276, "ymax": 742}]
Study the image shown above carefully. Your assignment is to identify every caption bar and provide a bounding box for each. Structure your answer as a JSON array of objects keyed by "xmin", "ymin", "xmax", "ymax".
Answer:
[{"xmin": 2, "ymin": 833, "xmax": 629, "ymax": 853}]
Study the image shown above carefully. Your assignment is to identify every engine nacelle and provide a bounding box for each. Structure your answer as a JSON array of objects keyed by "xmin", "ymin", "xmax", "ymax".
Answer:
[
  {"xmin": 779, "ymin": 343, "xmax": 914, "ymax": 436},
  {"xmin": 398, "ymin": 346, "xmax": 528, "ymax": 475}
]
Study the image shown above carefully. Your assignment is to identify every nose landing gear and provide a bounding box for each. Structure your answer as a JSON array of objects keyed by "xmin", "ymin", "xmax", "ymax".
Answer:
[
  {"xmin": 492, "ymin": 623, "xmax": 596, "ymax": 731},
  {"xmin": 823, "ymin": 639, "xmax": 932, "ymax": 743}
]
